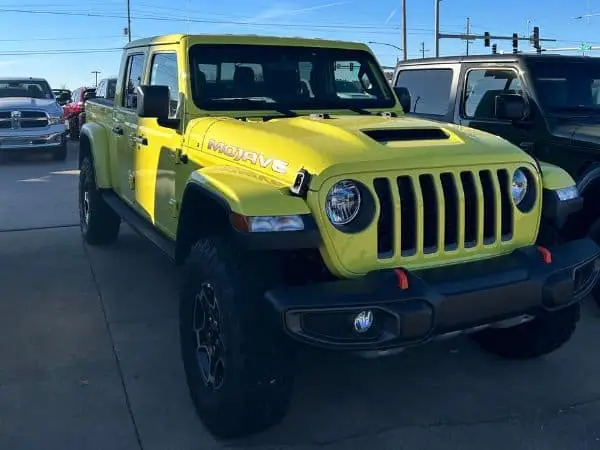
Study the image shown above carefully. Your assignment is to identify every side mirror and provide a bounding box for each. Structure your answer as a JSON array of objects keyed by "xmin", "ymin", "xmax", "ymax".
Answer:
[
  {"xmin": 136, "ymin": 85, "xmax": 170, "ymax": 119},
  {"xmin": 494, "ymin": 93, "xmax": 527, "ymax": 121},
  {"xmin": 393, "ymin": 86, "xmax": 411, "ymax": 113}
]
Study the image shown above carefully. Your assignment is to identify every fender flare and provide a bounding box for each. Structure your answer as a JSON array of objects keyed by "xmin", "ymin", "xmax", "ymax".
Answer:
[{"xmin": 79, "ymin": 122, "xmax": 111, "ymax": 188}]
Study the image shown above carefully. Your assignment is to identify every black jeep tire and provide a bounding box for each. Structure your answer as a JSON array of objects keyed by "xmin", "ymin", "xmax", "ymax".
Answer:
[
  {"xmin": 471, "ymin": 303, "xmax": 580, "ymax": 359},
  {"xmin": 52, "ymin": 142, "xmax": 68, "ymax": 161},
  {"xmin": 586, "ymin": 217, "xmax": 600, "ymax": 308},
  {"xmin": 179, "ymin": 238, "xmax": 295, "ymax": 439},
  {"xmin": 78, "ymin": 156, "xmax": 120, "ymax": 245}
]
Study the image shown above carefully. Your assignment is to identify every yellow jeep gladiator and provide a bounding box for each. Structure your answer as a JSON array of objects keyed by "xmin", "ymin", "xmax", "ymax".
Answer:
[{"xmin": 78, "ymin": 34, "xmax": 600, "ymax": 438}]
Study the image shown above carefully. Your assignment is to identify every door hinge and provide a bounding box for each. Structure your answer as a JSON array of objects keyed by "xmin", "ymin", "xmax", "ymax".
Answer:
[
  {"xmin": 169, "ymin": 198, "xmax": 178, "ymax": 217},
  {"xmin": 176, "ymin": 148, "xmax": 188, "ymax": 164},
  {"xmin": 127, "ymin": 170, "xmax": 135, "ymax": 190}
]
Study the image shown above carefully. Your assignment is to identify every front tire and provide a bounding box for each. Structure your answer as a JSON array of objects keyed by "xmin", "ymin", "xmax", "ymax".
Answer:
[
  {"xmin": 52, "ymin": 142, "xmax": 67, "ymax": 161},
  {"xmin": 471, "ymin": 303, "xmax": 580, "ymax": 359},
  {"xmin": 78, "ymin": 156, "xmax": 121, "ymax": 245},
  {"xmin": 586, "ymin": 217, "xmax": 600, "ymax": 307},
  {"xmin": 179, "ymin": 238, "xmax": 295, "ymax": 439}
]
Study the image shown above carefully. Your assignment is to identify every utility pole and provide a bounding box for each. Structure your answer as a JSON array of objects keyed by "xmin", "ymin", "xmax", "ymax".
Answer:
[
  {"xmin": 420, "ymin": 42, "xmax": 429, "ymax": 58},
  {"xmin": 434, "ymin": 0, "xmax": 441, "ymax": 57},
  {"xmin": 127, "ymin": 0, "xmax": 132, "ymax": 42},
  {"xmin": 465, "ymin": 17, "xmax": 471, "ymax": 55},
  {"xmin": 401, "ymin": 0, "xmax": 407, "ymax": 61},
  {"xmin": 91, "ymin": 71, "xmax": 101, "ymax": 87}
]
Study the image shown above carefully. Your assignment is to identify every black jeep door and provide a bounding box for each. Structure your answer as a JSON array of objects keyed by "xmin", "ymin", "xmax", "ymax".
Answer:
[{"xmin": 457, "ymin": 64, "xmax": 536, "ymax": 154}]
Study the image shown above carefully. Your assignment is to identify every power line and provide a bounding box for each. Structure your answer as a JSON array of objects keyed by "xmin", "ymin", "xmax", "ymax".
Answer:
[{"xmin": 0, "ymin": 48, "xmax": 122, "ymax": 56}]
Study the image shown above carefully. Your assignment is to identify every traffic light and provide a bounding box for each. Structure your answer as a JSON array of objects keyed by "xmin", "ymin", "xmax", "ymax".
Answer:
[
  {"xmin": 484, "ymin": 32, "xmax": 491, "ymax": 47},
  {"xmin": 512, "ymin": 33, "xmax": 519, "ymax": 53},
  {"xmin": 492, "ymin": 43, "xmax": 497, "ymax": 54},
  {"xmin": 532, "ymin": 26, "xmax": 540, "ymax": 49}
]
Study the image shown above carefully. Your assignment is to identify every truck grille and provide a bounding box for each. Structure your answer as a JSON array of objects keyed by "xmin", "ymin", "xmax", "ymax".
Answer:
[
  {"xmin": 0, "ymin": 110, "xmax": 49, "ymax": 129},
  {"xmin": 373, "ymin": 169, "xmax": 515, "ymax": 259}
]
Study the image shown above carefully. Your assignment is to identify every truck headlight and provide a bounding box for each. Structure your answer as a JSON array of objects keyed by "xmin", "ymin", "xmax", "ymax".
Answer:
[
  {"xmin": 512, "ymin": 168, "xmax": 528, "ymax": 205},
  {"xmin": 48, "ymin": 114, "xmax": 64, "ymax": 125},
  {"xmin": 325, "ymin": 180, "xmax": 361, "ymax": 225},
  {"xmin": 555, "ymin": 185, "xmax": 579, "ymax": 201}
]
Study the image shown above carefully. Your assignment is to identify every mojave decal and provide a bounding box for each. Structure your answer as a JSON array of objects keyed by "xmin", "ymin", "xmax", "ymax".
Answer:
[{"xmin": 206, "ymin": 139, "xmax": 289, "ymax": 175}]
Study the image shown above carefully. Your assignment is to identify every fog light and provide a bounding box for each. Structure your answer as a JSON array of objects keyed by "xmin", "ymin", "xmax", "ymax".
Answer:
[{"xmin": 353, "ymin": 310, "xmax": 374, "ymax": 333}]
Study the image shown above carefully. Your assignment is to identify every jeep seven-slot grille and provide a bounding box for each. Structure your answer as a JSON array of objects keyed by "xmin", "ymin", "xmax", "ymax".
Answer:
[{"xmin": 374, "ymin": 169, "xmax": 514, "ymax": 258}]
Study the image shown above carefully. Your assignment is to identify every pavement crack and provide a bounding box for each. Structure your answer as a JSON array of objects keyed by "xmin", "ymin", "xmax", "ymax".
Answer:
[
  {"xmin": 0, "ymin": 223, "xmax": 79, "ymax": 233},
  {"xmin": 82, "ymin": 240, "xmax": 145, "ymax": 450}
]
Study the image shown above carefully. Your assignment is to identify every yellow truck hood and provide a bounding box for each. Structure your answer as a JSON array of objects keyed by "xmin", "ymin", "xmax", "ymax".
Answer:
[{"xmin": 189, "ymin": 114, "xmax": 535, "ymax": 189}]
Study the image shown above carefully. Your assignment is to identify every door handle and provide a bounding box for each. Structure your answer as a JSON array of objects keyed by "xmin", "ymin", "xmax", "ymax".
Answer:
[
  {"xmin": 133, "ymin": 136, "xmax": 148, "ymax": 146},
  {"xmin": 112, "ymin": 126, "xmax": 123, "ymax": 135}
]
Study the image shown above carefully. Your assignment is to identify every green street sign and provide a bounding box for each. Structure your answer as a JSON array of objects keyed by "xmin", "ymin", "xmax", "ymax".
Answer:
[{"xmin": 581, "ymin": 43, "xmax": 593, "ymax": 51}]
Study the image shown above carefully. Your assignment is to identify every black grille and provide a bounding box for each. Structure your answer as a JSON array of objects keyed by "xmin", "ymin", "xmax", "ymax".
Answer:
[
  {"xmin": 373, "ymin": 169, "xmax": 515, "ymax": 258},
  {"xmin": 0, "ymin": 110, "xmax": 49, "ymax": 128}
]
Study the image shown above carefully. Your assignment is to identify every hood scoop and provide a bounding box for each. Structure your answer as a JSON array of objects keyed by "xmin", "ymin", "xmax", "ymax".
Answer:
[{"xmin": 363, "ymin": 128, "xmax": 449, "ymax": 143}]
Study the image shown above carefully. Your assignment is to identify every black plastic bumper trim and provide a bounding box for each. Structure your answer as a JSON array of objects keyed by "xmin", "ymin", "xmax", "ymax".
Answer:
[{"xmin": 264, "ymin": 238, "xmax": 600, "ymax": 351}]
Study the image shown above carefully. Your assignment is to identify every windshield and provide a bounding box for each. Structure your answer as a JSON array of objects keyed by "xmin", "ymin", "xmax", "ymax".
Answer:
[
  {"xmin": 0, "ymin": 79, "xmax": 53, "ymax": 99},
  {"xmin": 528, "ymin": 60, "xmax": 600, "ymax": 114},
  {"xmin": 188, "ymin": 44, "xmax": 395, "ymax": 111}
]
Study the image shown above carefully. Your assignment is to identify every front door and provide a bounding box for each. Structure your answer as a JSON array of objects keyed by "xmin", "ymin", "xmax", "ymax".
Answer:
[
  {"xmin": 115, "ymin": 51, "xmax": 147, "ymax": 207},
  {"xmin": 458, "ymin": 65, "xmax": 535, "ymax": 154},
  {"xmin": 135, "ymin": 49, "xmax": 182, "ymax": 236}
]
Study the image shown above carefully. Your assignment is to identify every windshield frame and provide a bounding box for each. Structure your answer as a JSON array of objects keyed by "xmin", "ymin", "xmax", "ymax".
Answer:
[
  {"xmin": 187, "ymin": 43, "xmax": 397, "ymax": 114},
  {"xmin": 525, "ymin": 58, "xmax": 600, "ymax": 117},
  {"xmin": 0, "ymin": 79, "xmax": 53, "ymax": 100}
]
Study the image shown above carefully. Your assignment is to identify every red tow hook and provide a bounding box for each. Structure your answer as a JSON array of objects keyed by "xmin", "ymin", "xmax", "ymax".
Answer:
[
  {"xmin": 536, "ymin": 246, "xmax": 552, "ymax": 264},
  {"xmin": 393, "ymin": 268, "xmax": 409, "ymax": 290}
]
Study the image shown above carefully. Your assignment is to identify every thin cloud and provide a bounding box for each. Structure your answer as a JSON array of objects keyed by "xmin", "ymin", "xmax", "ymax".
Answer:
[
  {"xmin": 385, "ymin": 9, "xmax": 396, "ymax": 24},
  {"xmin": 0, "ymin": 60, "xmax": 17, "ymax": 67},
  {"xmin": 246, "ymin": 1, "xmax": 350, "ymax": 23}
]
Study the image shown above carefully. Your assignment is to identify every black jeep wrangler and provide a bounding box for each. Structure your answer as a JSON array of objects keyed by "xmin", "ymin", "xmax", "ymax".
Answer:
[{"xmin": 392, "ymin": 53, "xmax": 600, "ymax": 305}]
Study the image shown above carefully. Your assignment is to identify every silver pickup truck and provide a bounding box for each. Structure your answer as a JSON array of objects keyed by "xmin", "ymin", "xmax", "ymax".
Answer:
[{"xmin": 0, "ymin": 77, "xmax": 68, "ymax": 161}]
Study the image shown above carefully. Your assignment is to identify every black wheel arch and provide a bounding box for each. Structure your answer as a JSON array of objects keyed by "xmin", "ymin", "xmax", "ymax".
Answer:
[
  {"xmin": 562, "ymin": 165, "xmax": 600, "ymax": 239},
  {"xmin": 78, "ymin": 133, "xmax": 92, "ymax": 167}
]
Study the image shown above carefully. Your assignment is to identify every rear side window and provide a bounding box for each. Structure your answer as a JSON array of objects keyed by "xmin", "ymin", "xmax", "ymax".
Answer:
[{"xmin": 395, "ymin": 68, "xmax": 453, "ymax": 116}]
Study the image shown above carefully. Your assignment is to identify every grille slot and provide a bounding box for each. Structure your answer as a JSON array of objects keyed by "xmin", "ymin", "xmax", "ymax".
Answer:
[
  {"xmin": 373, "ymin": 178, "xmax": 394, "ymax": 258},
  {"xmin": 373, "ymin": 168, "xmax": 517, "ymax": 259},
  {"xmin": 0, "ymin": 110, "xmax": 49, "ymax": 129}
]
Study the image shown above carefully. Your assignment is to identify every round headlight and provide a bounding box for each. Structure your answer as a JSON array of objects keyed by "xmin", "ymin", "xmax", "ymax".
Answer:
[
  {"xmin": 512, "ymin": 168, "xmax": 528, "ymax": 205},
  {"xmin": 325, "ymin": 180, "xmax": 361, "ymax": 225}
]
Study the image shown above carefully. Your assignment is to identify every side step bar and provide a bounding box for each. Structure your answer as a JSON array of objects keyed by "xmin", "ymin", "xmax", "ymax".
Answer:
[{"xmin": 101, "ymin": 191, "xmax": 176, "ymax": 262}]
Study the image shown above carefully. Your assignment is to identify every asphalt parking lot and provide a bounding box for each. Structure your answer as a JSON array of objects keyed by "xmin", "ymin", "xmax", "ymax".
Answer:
[{"xmin": 1, "ymin": 142, "xmax": 600, "ymax": 450}]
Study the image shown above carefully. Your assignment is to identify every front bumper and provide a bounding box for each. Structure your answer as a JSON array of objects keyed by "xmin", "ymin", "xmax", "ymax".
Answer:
[
  {"xmin": 265, "ymin": 238, "xmax": 600, "ymax": 354},
  {"xmin": 0, "ymin": 125, "xmax": 67, "ymax": 151}
]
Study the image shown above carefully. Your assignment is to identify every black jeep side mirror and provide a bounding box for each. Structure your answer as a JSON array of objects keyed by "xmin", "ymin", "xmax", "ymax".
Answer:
[
  {"xmin": 494, "ymin": 93, "xmax": 527, "ymax": 121},
  {"xmin": 136, "ymin": 85, "xmax": 170, "ymax": 119},
  {"xmin": 393, "ymin": 86, "xmax": 411, "ymax": 113}
]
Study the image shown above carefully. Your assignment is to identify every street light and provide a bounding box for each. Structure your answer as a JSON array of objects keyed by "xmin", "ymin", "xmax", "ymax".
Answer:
[{"xmin": 367, "ymin": 41, "xmax": 403, "ymax": 64}]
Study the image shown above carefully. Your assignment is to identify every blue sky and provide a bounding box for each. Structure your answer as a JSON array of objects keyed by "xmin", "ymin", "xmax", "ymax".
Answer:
[{"xmin": 1, "ymin": 0, "xmax": 598, "ymax": 89}]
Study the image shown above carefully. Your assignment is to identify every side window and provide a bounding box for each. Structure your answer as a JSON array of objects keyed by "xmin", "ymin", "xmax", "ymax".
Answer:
[
  {"xmin": 122, "ymin": 53, "xmax": 145, "ymax": 109},
  {"xmin": 96, "ymin": 80, "xmax": 106, "ymax": 98},
  {"xmin": 72, "ymin": 89, "xmax": 79, "ymax": 103},
  {"xmin": 463, "ymin": 68, "xmax": 523, "ymax": 119},
  {"xmin": 149, "ymin": 52, "xmax": 179, "ymax": 117},
  {"xmin": 395, "ymin": 68, "xmax": 453, "ymax": 115},
  {"xmin": 107, "ymin": 79, "xmax": 117, "ymax": 99}
]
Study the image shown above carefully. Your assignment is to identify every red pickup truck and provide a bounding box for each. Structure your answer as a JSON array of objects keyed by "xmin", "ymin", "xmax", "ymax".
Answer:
[{"xmin": 63, "ymin": 86, "xmax": 96, "ymax": 140}]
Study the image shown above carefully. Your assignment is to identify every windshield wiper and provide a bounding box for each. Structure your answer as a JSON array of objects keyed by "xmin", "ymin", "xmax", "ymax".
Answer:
[{"xmin": 209, "ymin": 97, "xmax": 298, "ymax": 118}]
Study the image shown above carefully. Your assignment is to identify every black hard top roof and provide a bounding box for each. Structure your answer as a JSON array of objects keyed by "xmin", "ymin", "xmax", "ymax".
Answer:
[{"xmin": 396, "ymin": 53, "xmax": 599, "ymax": 66}]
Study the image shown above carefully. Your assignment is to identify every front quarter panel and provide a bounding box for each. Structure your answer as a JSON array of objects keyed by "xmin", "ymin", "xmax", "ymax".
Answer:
[
  {"xmin": 80, "ymin": 122, "xmax": 112, "ymax": 189},
  {"xmin": 538, "ymin": 162, "xmax": 577, "ymax": 190},
  {"xmin": 185, "ymin": 165, "xmax": 312, "ymax": 216}
]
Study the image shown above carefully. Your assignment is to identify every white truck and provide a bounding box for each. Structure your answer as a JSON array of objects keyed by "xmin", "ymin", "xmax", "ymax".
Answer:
[{"xmin": 0, "ymin": 77, "xmax": 68, "ymax": 161}]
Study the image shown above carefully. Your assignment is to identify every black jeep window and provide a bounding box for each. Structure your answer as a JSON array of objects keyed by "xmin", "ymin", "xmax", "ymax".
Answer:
[
  {"xmin": 463, "ymin": 68, "xmax": 522, "ymax": 119},
  {"xmin": 122, "ymin": 53, "xmax": 145, "ymax": 109},
  {"xmin": 188, "ymin": 44, "xmax": 395, "ymax": 111},
  {"xmin": 527, "ymin": 60, "xmax": 600, "ymax": 114},
  {"xmin": 394, "ymin": 68, "xmax": 453, "ymax": 116},
  {"xmin": 150, "ymin": 52, "xmax": 179, "ymax": 118}
]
